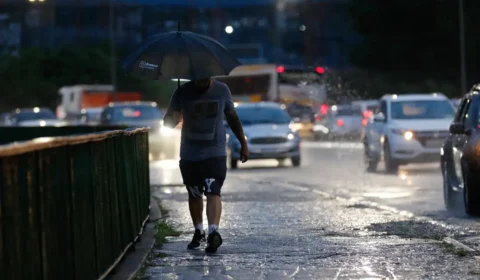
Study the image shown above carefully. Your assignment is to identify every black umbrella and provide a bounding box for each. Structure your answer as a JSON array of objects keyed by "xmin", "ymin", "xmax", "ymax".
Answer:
[{"xmin": 122, "ymin": 23, "xmax": 241, "ymax": 86}]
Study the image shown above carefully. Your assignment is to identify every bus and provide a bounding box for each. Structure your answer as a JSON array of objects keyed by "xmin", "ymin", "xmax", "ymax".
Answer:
[{"xmin": 215, "ymin": 64, "xmax": 326, "ymax": 105}]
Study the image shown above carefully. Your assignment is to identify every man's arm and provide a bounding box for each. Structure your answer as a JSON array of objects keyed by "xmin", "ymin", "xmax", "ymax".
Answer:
[
  {"xmin": 224, "ymin": 108, "xmax": 247, "ymax": 147},
  {"xmin": 162, "ymin": 89, "xmax": 182, "ymax": 128},
  {"xmin": 163, "ymin": 108, "xmax": 182, "ymax": 128}
]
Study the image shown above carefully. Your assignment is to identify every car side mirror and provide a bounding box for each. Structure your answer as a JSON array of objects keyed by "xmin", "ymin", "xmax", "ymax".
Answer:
[
  {"xmin": 449, "ymin": 123, "xmax": 466, "ymax": 134},
  {"xmin": 373, "ymin": 113, "xmax": 385, "ymax": 122}
]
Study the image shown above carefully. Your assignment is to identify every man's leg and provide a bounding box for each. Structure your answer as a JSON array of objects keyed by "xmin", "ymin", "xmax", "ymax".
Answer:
[
  {"xmin": 188, "ymin": 192, "xmax": 204, "ymax": 226},
  {"xmin": 186, "ymin": 187, "xmax": 206, "ymax": 249},
  {"xmin": 180, "ymin": 160, "xmax": 206, "ymax": 249},
  {"xmin": 204, "ymin": 157, "xmax": 227, "ymax": 253},
  {"xmin": 206, "ymin": 194, "xmax": 222, "ymax": 230}
]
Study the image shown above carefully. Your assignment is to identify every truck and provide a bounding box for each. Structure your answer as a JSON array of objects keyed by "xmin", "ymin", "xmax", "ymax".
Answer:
[{"xmin": 57, "ymin": 85, "xmax": 141, "ymax": 120}]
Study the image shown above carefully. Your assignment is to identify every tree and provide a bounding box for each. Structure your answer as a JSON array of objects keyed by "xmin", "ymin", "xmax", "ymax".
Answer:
[
  {"xmin": 346, "ymin": 0, "xmax": 480, "ymax": 96},
  {"xmin": 0, "ymin": 45, "xmax": 177, "ymax": 112}
]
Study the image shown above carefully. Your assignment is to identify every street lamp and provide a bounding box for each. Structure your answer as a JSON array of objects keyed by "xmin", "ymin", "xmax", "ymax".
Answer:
[
  {"xmin": 225, "ymin": 26, "xmax": 234, "ymax": 34},
  {"xmin": 459, "ymin": 0, "xmax": 467, "ymax": 95}
]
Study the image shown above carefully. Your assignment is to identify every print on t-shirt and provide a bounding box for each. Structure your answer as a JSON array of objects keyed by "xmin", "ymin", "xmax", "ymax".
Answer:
[{"xmin": 185, "ymin": 100, "xmax": 219, "ymax": 141}]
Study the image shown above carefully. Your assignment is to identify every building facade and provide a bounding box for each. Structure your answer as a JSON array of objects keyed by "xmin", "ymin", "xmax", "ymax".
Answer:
[{"xmin": 0, "ymin": 0, "xmax": 355, "ymax": 67}]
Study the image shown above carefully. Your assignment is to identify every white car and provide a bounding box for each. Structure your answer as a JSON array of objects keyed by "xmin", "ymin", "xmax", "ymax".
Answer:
[
  {"xmin": 226, "ymin": 102, "xmax": 301, "ymax": 168},
  {"xmin": 363, "ymin": 93, "xmax": 455, "ymax": 173}
]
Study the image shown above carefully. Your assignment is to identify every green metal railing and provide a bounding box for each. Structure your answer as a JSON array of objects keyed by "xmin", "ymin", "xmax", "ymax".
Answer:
[
  {"xmin": 0, "ymin": 127, "xmax": 150, "ymax": 280},
  {"xmin": 0, "ymin": 125, "xmax": 128, "ymax": 145}
]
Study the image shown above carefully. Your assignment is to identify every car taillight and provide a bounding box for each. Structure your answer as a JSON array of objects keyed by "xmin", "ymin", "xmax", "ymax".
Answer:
[
  {"xmin": 363, "ymin": 110, "xmax": 373, "ymax": 118},
  {"xmin": 362, "ymin": 118, "xmax": 368, "ymax": 126},
  {"xmin": 320, "ymin": 104, "xmax": 328, "ymax": 115},
  {"xmin": 336, "ymin": 119, "xmax": 344, "ymax": 126}
]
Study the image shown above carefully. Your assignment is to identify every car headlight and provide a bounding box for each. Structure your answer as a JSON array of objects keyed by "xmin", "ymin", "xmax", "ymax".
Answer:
[
  {"xmin": 287, "ymin": 133, "xmax": 295, "ymax": 140},
  {"xmin": 391, "ymin": 129, "xmax": 414, "ymax": 141},
  {"xmin": 160, "ymin": 126, "xmax": 173, "ymax": 136}
]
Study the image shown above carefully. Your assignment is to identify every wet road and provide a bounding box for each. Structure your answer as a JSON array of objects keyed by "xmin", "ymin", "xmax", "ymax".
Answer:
[{"xmin": 142, "ymin": 141, "xmax": 480, "ymax": 279}]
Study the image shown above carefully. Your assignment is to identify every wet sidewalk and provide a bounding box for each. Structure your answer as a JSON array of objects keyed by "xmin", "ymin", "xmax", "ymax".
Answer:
[{"xmin": 143, "ymin": 166, "xmax": 480, "ymax": 279}]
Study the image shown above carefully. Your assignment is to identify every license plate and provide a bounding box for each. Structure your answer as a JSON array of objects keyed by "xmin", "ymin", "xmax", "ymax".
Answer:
[
  {"xmin": 261, "ymin": 148, "xmax": 278, "ymax": 153},
  {"xmin": 426, "ymin": 139, "xmax": 444, "ymax": 148}
]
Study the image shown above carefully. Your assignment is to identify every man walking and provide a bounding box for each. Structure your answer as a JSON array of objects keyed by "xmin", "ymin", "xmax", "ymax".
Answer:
[{"xmin": 163, "ymin": 77, "xmax": 248, "ymax": 253}]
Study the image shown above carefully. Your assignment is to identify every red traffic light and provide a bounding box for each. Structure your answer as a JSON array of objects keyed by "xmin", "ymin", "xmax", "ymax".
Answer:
[
  {"xmin": 315, "ymin": 66, "xmax": 325, "ymax": 74},
  {"xmin": 276, "ymin": 66, "xmax": 285, "ymax": 73}
]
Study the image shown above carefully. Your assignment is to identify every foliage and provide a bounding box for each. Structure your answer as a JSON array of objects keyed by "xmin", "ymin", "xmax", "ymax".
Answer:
[
  {"xmin": 347, "ymin": 0, "xmax": 480, "ymax": 96},
  {"xmin": 0, "ymin": 45, "xmax": 177, "ymax": 112}
]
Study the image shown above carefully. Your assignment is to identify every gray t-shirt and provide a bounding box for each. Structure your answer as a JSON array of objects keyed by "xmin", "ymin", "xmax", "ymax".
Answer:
[{"xmin": 168, "ymin": 79, "xmax": 235, "ymax": 161}]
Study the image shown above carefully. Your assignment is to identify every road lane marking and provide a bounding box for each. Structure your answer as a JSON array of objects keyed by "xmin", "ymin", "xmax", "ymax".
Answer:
[{"xmin": 301, "ymin": 141, "xmax": 362, "ymax": 149}]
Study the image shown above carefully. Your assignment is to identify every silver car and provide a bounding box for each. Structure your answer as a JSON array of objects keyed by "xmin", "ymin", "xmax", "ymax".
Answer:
[
  {"xmin": 226, "ymin": 102, "xmax": 301, "ymax": 168},
  {"xmin": 313, "ymin": 104, "xmax": 364, "ymax": 140}
]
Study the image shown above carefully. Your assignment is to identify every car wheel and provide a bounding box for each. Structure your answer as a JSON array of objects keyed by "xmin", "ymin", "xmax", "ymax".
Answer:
[
  {"xmin": 443, "ymin": 161, "xmax": 459, "ymax": 211},
  {"xmin": 463, "ymin": 161, "xmax": 480, "ymax": 216},
  {"xmin": 364, "ymin": 142, "xmax": 378, "ymax": 173},
  {"xmin": 291, "ymin": 156, "xmax": 301, "ymax": 167},
  {"xmin": 384, "ymin": 141, "xmax": 399, "ymax": 174}
]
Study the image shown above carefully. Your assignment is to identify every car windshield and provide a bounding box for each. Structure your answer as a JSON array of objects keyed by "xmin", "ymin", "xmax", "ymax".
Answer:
[
  {"xmin": 279, "ymin": 71, "xmax": 322, "ymax": 85},
  {"xmin": 236, "ymin": 107, "xmax": 291, "ymax": 125},
  {"xmin": 330, "ymin": 106, "xmax": 362, "ymax": 116},
  {"xmin": 111, "ymin": 106, "xmax": 162, "ymax": 121},
  {"xmin": 16, "ymin": 110, "xmax": 56, "ymax": 122},
  {"xmin": 286, "ymin": 103, "xmax": 314, "ymax": 117},
  {"xmin": 390, "ymin": 100, "xmax": 455, "ymax": 119}
]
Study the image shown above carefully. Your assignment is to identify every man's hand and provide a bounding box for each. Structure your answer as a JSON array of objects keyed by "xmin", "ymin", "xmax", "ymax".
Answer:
[
  {"xmin": 240, "ymin": 144, "xmax": 249, "ymax": 163},
  {"xmin": 225, "ymin": 108, "xmax": 248, "ymax": 163},
  {"xmin": 163, "ymin": 109, "xmax": 182, "ymax": 128}
]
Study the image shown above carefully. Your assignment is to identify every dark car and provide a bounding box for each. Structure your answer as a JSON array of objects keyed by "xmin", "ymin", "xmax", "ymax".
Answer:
[
  {"xmin": 441, "ymin": 86, "xmax": 480, "ymax": 215},
  {"xmin": 7, "ymin": 107, "xmax": 57, "ymax": 126},
  {"xmin": 100, "ymin": 102, "xmax": 179, "ymax": 160}
]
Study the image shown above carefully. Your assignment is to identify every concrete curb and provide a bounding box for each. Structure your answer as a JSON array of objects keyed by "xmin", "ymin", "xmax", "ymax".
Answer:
[{"xmin": 107, "ymin": 200, "xmax": 161, "ymax": 280}]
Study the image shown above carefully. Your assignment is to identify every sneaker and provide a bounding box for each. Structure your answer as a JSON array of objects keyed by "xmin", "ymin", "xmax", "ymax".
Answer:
[
  {"xmin": 187, "ymin": 229, "xmax": 206, "ymax": 249},
  {"xmin": 205, "ymin": 230, "xmax": 223, "ymax": 254}
]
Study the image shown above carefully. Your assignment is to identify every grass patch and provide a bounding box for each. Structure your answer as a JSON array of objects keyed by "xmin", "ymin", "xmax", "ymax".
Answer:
[
  {"xmin": 155, "ymin": 222, "xmax": 181, "ymax": 246},
  {"xmin": 134, "ymin": 201, "xmax": 182, "ymax": 279},
  {"xmin": 442, "ymin": 242, "xmax": 470, "ymax": 257},
  {"xmin": 366, "ymin": 220, "xmax": 451, "ymax": 240}
]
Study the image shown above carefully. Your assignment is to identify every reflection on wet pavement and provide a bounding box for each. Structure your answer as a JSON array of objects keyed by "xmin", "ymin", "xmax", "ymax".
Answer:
[
  {"xmin": 142, "ymin": 176, "xmax": 479, "ymax": 279},
  {"xmin": 144, "ymin": 143, "xmax": 480, "ymax": 279}
]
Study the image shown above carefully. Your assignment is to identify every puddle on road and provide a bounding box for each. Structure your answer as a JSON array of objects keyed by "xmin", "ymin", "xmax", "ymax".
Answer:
[{"xmin": 366, "ymin": 220, "xmax": 456, "ymax": 240}]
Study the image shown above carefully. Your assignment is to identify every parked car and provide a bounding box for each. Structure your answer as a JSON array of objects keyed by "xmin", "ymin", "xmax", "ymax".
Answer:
[
  {"xmin": 441, "ymin": 86, "xmax": 480, "ymax": 215},
  {"xmin": 99, "ymin": 101, "xmax": 180, "ymax": 159},
  {"xmin": 6, "ymin": 107, "xmax": 66, "ymax": 127},
  {"xmin": 226, "ymin": 102, "xmax": 301, "ymax": 168},
  {"xmin": 313, "ymin": 104, "xmax": 364, "ymax": 141},
  {"xmin": 364, "ymin": 93, "xmax": 455, "ymax": 173}
]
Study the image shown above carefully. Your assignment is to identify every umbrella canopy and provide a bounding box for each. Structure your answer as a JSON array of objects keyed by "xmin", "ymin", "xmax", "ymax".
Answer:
[{"xmin": 122, "ymin": 31, "xmax": 241, "ymax": 81}]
